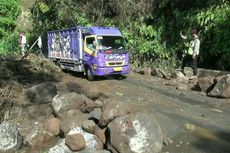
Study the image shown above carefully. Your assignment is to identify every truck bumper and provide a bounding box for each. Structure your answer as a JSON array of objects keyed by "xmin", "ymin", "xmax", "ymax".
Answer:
[{"xmin": 93, "ymin": 65, "xmax": 131, "ymax": 76}]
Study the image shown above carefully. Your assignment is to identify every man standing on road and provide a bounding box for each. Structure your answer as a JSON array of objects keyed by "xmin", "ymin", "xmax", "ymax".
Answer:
[
  {"xmin": 19, "ymin": 31, "xmax": 27, "ymax": 56},
  {"xmin": 180, "ymin": 29, "xmax": 200, "ymax": 78}
]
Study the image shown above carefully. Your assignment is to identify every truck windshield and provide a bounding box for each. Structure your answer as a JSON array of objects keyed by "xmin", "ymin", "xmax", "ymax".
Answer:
[{"xmin": 97, "ymin": 36, "xmax": 126, "ymax": 53}]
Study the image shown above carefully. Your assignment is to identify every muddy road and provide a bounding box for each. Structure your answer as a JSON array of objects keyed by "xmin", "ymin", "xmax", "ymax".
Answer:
[{"xmin": 60, "ymin": 72, "xmax": 230, "ymax": 153}]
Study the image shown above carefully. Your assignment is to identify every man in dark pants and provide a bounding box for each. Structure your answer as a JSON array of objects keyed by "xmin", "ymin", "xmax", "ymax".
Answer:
[{"xmin": 180, "ymin": 29, "xmax": 200, "ymax": 78}]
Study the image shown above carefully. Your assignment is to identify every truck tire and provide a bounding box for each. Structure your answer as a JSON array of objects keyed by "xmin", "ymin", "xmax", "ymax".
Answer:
[{"xmin": 86, "ymin": 67, "xmax": 94, "ymax": 81}]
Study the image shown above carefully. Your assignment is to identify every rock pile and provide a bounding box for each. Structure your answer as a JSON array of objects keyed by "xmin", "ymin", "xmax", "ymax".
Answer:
[{"xmin": 0, "ymin": 81, "xmax": 163, "ymax": 153}]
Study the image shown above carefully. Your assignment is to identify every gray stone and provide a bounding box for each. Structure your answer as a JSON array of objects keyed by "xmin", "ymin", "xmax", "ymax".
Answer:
[
  {"xmin": 52, "ymin": 93, "xmax": 101, "ymax": 118},
  {"xmin": 93, "ymin": 150, "xmax": 111, "ymax": 153},
  {"xmin": 0, "ymin": 122, "xmax": 22, "ymax": 152},
  {"xmin": 197, "ymin": 77, "xmax": 215, "ymax": 93},
  {"xmin": 108, "ymin": 113, "xmax": 163, "ymax": 153},
  {"xmin": 90, "ymin": 108, "xmax": 102, "ymax": 120},
  {"xmin": 26, "ymin": 82, "xmax": 57, "ymax": 104},
  {"xmin": 82, "ymin": 120, "xmax": 96, "ymax": 134},
  {"xmin": 208, "ymin": 74, "xmax": 230, "ymax": 98}
]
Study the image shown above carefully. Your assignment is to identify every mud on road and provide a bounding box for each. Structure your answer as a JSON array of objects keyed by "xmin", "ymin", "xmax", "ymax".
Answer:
[{"xmin": 60, "ymin": 72, "xmax": 230, "ymax": 153}]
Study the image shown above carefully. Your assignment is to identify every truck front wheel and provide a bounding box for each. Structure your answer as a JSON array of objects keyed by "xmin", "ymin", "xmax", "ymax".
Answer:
[{"xmin": 86, "ymin": 67, "xmax": 94, "ymax": 81}]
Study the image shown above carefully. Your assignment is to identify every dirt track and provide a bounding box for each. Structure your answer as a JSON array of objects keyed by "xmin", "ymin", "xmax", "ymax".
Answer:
[{"xmin": 60, "ymin": 72, "xmax": 230, "ymax": 153}]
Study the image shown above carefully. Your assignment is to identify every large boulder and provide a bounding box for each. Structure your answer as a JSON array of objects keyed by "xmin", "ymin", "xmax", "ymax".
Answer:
[
  {"xmin": 60, "ymin": 110, "xmax": 90, "ymax": 135},
  {"xmin": 99, "ymin": 101, "xmax": 133, "ymax": 127},
  {"xmin": 108, "ymin": 113, "xmax": 163, "ymax": 153},
  {"xmin": 208, "ymin": 74, "xmax": 230, "ymax": 98},
  {"xmin": 23, "ymin": 125, "xmax": 54, "ymax": 149},
  {"xmin": 0, "ymin": 122, "xmax": 22, "ymax": 152},
  {"xmin": 52, "ymin": 92, "xmax": 101, "ymax": 118},
  {"xmin": 197, "ymin": 77, "xmax": 215, "ymax": 93},
  {"xmin": 26, "ymin": 82, "xmax": 57, "ymax": 104}
]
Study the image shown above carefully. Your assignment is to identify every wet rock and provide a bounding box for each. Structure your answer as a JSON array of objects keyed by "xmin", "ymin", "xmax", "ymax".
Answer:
[
  {"xmin": 44, "ymin": 117, "xmax": 61, "ymax": 136},
  {"xmin": 60, "ymin": 110, "xmax": 89, "ymax": 135},
  {"xmin": 52, "ymin": 92, "xmax": 101, "ymax": 118},
  {"xmin": 197, "ymin": 77, "xmax": 215, "ymax": 93},
  {"xmin": 23, "ymin": 126, "xmax": 54, "ymax": 149},
  {"xmin": 65, "ymin": 133, "xmax": 86, "ymax": 151},
  {"xmin": 108, "ymin": 113, "xmax": 163, "ymax": 153},
  {"xmin": 0, "ymin": 122, "xmax": 22, "ymax": 152},
  {"xmin": 99, "ymin": 101, "xmax": 132, "ymax": 127},
  {"xmin": 82, "ymin": 120, "xmax": 96, "ymax": 134},
  {"xmin": 90, "ymin": 108, "xmax": 102, "ymax": 120},
  {"xmin": 208, "ymin": 74, "xmax": 230, "ymax": 98},
  {"xmin": 26, "ymin": 82, "xmax": 57, "ymax": 104}
]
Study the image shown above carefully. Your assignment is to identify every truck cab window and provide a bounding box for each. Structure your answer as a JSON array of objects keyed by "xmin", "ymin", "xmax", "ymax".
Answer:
[{"xmin": 86, "ymin": 37, "xmax": 96, "ymax": 51}]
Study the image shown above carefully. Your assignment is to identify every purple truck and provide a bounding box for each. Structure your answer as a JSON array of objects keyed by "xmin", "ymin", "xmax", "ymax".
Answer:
[{"xmin": 47, "ymin": 27, "xmax": 131, "ymax": 80}]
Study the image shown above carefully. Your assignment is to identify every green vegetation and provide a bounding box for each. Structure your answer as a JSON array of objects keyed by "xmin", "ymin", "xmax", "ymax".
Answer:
[
  {"xmin": 0, "ymin": 0, "xmax": 230, "ymax": 70},
  {"xmin": 0, "ymin": 0, "xmax": 21, "ymax": 56}
]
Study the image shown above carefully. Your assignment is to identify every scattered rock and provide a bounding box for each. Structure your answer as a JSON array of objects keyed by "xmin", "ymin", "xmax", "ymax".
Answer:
[
  {"xmin": 44, "ymin": 117, "xmax": 61, "ymax": 136},
  {"xmin": 175, "ymin": 71, "xmax": 189, "ymax": 83},
  {"xmin": 68, "ymin": 127, "xmax": 103, "ymax": 152},
  {"xmin": 99, "ymin": 101, "xmax": 133, "ymax": 127},
  {"xmin": 108, "ymin": 113, "xmax": 163, "ymax": 153},
  {"xmin": 208, "ymin": 74, "xmax": 230, "ymax": 98},
  {"xmin": 90, "ymin": 108, "xmax": 102, "ymax": 120},
  {"xmin": 133, "ymin": 67, "xmax": 143, "ymax": 74},
  {"xmin": 60, "ymin": 110, "xmax": 89, "ymax": 135},
  {"xmin": 94, "ymin": 127, "xmax": 107, "ymax": 144},
  {"xmin": 82, "ymin": 120, "xmax": 96, "ymax": 134},
  {"xmin": 26, "ymin": 82, "xmax": 57, "ymax": 104},
  {"xmin": 65, "ymin": 133, "xmax": 86, "ymax": 151},
  {"xmin": 151, "ymin": 68, "xmax": 164, "ymax": 78},
  {"xmin": 93, "ymin": 150, "xmax": 111, "ymax": 153},
  {"xmin": 23, "ymin": 126, "xmax": 54, "ymax": 149},
  {"xmin": 0, "ymin": 122, "xmax": 22, "ymax": 152},
  {"xmin": 52, "ymin": 92, "xmax": 101, "ymax": 118},
  {"xmin": 143, "ymin": 67, "xmax": 152, "ymax": 76},
  {"xmin": 48, "ymin": 139, "xmax": 71, "ymax": 153},
  {"xmin": 197, "ymin": 77, "xmax": 215, "ymax": 93}
]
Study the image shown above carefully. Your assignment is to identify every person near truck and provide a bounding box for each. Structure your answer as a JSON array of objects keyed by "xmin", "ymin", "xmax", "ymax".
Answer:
[
  {"xmin": 180, "ymin": 29, "xmax": 200, "ymax": 78},
  {"xmin": 19, "ymin": 31, "xmax": 27, "ymax": 56}
]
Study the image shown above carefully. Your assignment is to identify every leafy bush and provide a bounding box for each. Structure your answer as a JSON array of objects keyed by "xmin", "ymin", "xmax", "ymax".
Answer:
[{"xmin": 0, "ymin": 0, "xmax": 21, "ymax": 56}]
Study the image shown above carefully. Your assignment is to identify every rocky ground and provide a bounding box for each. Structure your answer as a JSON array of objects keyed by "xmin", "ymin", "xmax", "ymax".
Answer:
[{"xmin": 0, "ymin": 55, "xmax": 230, "ymax": 153}]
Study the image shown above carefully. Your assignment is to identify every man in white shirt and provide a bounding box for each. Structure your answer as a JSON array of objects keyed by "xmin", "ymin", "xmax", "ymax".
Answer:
[
  {"xmin": 180, "ymin": 29, "xmax": 200, "ymax": 78},
  {"xmin": 19, "ymin": 32, "xmax": 27, "ymax": 56}
]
